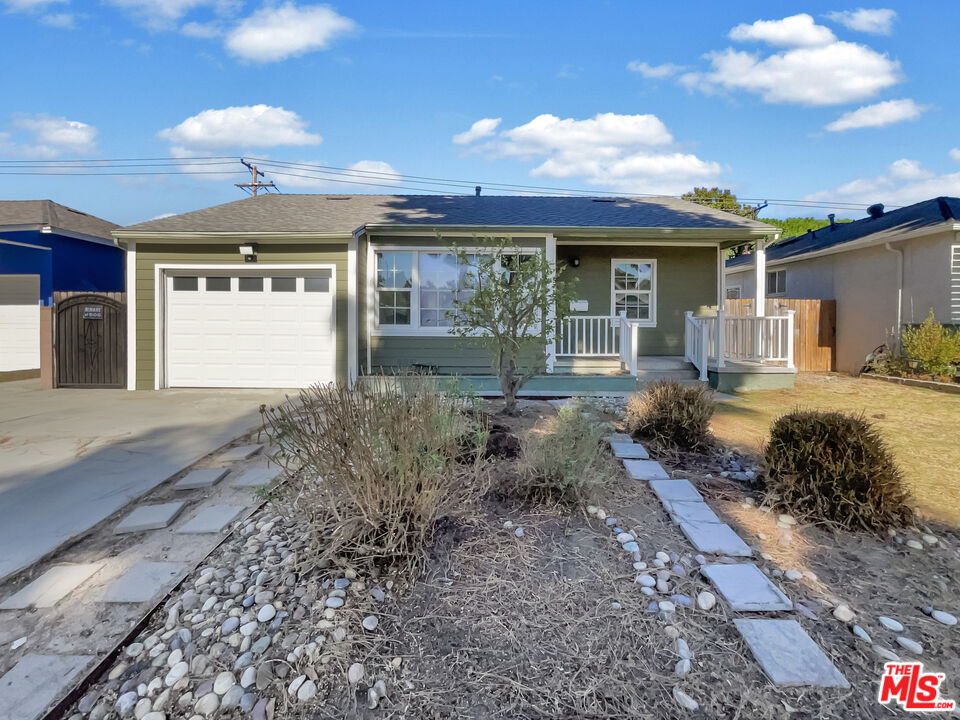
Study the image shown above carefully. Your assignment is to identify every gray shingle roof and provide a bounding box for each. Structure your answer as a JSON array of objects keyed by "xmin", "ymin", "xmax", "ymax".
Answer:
[
  {"xmin": 727, "ymin": 196, "xmax": 960, "ymax": 269},
  {"xmin": 118, "ymin": 194, "xmax": 778, "ymax": 234},
  {"xmin": 0, "ymin": 200, "xmax": 118, "ymax": 241}
]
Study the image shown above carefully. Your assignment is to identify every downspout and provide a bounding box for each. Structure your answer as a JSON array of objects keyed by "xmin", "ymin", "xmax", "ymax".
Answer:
[{"xmin": 885, "ymin": 242, "xmax": 903, "ymax": 350}]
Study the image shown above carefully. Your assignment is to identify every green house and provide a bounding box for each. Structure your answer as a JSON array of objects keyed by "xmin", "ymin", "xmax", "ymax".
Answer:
[{"xmin": 114, "ymin": 194, "xmax": 794, "ymax": 395}]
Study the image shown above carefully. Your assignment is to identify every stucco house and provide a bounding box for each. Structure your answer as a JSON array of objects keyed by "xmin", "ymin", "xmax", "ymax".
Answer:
[
  {"xmin": 0, "ymin": 200, "xmax": 124, "ymax": 379},
  {"xmin": 114, "ymin": 193, "xmax": 791, "ymax": 394},
  {"xmin": 726, "ymin": 197, "xmax": 960, "ymax": 374}
]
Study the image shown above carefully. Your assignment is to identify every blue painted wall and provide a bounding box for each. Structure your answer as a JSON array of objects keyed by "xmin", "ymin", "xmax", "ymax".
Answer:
[{"xmin": 0, "ymin": 229, "xmax": 123, "ymax": 306}]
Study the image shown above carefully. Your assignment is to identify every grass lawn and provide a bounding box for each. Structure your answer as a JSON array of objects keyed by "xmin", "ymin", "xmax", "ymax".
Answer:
[{"xmin": 711, "ymin": 373, "xmax": 960, "ymax": 528}]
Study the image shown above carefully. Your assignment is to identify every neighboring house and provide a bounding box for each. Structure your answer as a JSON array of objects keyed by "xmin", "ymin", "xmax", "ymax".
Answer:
[
  {"xmin": 0, "ymin": 200, "xmax": 124, "ymax": 379},
  {"xmin": 726, "ymin": 197, "xmax": 960, "ymax": 374},
  {"xmin": 114, "ymin": 194, "xmax": 788, "ymax": 394}
]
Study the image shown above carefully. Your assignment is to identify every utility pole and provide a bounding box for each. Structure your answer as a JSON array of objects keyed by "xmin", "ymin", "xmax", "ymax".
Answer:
[{"xmin": 235, "ymin": 159, "xmax": 275, "ymax": 196}]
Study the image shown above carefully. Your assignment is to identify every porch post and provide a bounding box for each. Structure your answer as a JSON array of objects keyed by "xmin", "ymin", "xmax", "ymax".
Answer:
[
  {"xmin": 716, "ymin": 245, "xmax": 726, "ymax": 368},
  {"xmin": 545, "ymin": 234, "xmax": 557, "ymax": 373},
  {"xmin": 785, "ymin": 309, "xmax": 796, "ymax": 369},
  {"xmin": 754, "ymin": 238, "xmax": 766, "ymax": 362},
  {"xmin": 716, "ymin": 309, "xmax": 726, "ymax": 368}
]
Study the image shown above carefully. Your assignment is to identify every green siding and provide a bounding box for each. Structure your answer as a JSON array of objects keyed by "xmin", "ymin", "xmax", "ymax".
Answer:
[
  {"xmin": 558, "ymin": 244, "xmax": 718, "ymax": 356},
  {"xmin": 134, "ymin": 242, "xmax": 348, "ymax": 389}
]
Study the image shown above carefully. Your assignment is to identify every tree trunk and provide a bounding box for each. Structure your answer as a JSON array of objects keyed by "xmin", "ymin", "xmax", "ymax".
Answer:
[{"xmin": 500, "ymin": 356, "xmax": 520, "ymax": 415}]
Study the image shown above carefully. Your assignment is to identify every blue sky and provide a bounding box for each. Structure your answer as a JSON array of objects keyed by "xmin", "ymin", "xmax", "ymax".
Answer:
[{"xmin": 1, "ymin": 1, "xmax": 958, "ymax": 225}]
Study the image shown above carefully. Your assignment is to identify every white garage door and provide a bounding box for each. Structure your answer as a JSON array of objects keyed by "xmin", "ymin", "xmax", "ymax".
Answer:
[
  {"xmin": 164, "ymin": 270, "xmax": 336, "ymax": 388},
  {"xmin": 0, "ymin": 275, "xmax": 41, "ymax": 373}
]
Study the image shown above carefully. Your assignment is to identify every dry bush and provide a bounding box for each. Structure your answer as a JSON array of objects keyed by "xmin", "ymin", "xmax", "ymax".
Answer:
[
  {"xmin": 516, "ymin": 408, "xmax": 614, "ymax": 504},
  {"xmin": 260, "ymin": 378, "xmax": 489, "ymax": 574},
  {"xmin": 762, "ymin": 410, "xmax": 914, "ymax": 532},
  {"xmin": 625, "ymin": 380, "xmax": 715, "ymax": 451}
]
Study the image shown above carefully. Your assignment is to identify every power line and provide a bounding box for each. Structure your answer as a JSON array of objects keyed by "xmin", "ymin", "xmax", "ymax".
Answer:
[{"xmin": 0, "ymin": 155, "xmax": 894, "ymax": 212}]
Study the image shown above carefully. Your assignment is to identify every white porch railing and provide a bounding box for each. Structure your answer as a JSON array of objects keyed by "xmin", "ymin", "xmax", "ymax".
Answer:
[
  {"xmin": 685, "ymin": 310, "xmax": 796, "ymax": 381},
  {"xmin": 556, "ymin": 315, "xmax": 621, "ymax": 357},
  {"xmin": 683, "ymin": 313, "xmax": 710, "ymax": 381}
]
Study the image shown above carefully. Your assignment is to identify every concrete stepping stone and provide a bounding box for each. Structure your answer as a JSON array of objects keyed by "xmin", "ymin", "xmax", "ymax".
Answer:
[
  {"xmin": 604, "ymin": 433, "xmax": 633, "ymax": 445},
  {"xmin": 175, "ymin": 505, "xmax": 246, "ymax": 534},
  {"xmin": 649, "ymin": 479, "xmax": 704, "ymax": 503},
  {"xmin": 0, "ymin": 653, "xmax": 94, "ymax": 720},
  {"xmin": 734, "ymin": 619, "xmax": 850, "ymax": 687},
  {"xmin": 680, "ymin": 521, "xmax": 753, "ymax": 557},
  {"xmin": 611, "ymin": 442, "xmax": 650, "ymax": 460},
  {"xmin": 623, "ymin": 459, "xmax": 670, "ymax": 481},
  {"xmin": 701, "ymin": 563, "xmax": 791, "ymax": 611},
  {"xmin": 232, "ymin": 467, "xmax": 281, "ymax": 488},
  {"xmin": 219, "ymin": 444, "xmax": 263, "ymax": 462},
  {"xmin": 663, "ymin": 500, "xmax": 722, "ymax": 525},
  {"xmin": 114, "ymin": 502, "xmax": 185, "ymax": 534},
  {"xmin": 103, "ymin": 561, "xmax": 185, "ymax": 603},
  {"xmin": 0, "ymin": 563, "xmax": 104, "ymax": 610},
  {"xmin": 174, "ymin": 467, "xmax": 229, "ymax": 490}
]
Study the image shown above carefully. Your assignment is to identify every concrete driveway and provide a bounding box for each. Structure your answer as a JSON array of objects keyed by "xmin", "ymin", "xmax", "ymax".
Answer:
[{"xmin": 0, "ymin": 379, "xmax": 292, "ymax": 581}]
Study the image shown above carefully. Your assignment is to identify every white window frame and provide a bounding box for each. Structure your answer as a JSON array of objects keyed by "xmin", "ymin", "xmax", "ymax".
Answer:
[
  {"xmin": 766, "ymin": 269, "xmax": 786, "ymax": 296},
  {"xmin": 369, "ymin": 245, "xmax": 540, "ymax": 336},
  {"xmin": 610, "ymin": 258, "xmax": 657, "ymax": 328}
]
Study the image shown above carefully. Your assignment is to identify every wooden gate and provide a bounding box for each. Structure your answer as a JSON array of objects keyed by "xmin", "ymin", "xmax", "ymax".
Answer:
[
  {"xmin": 55, "ymin": 292, "xmax": 126, "ymax": 388},
  {"xmin": 725, "ymin": 298, "xmax": 836, "ymax": 372}
]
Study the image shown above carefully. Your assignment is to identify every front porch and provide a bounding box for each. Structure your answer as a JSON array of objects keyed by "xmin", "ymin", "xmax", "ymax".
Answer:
[{"xmin": 552, "ymin": 310, "xmax": 797, "ymax": 392}]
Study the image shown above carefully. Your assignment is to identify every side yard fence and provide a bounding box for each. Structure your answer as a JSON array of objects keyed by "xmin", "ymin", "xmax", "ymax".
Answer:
[{"xmin": 724, "ymin": 298, "xmax": 836, "ymax": 372}]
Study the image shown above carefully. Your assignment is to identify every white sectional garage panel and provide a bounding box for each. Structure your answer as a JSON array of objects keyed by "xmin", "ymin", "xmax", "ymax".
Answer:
[
  {"xmin": 162, "ymin": 268, "xmax": 336, "ymax": 388},
  {"xmin": 0, "ymin": 274, "xmax": 41, "ymax": 373}
]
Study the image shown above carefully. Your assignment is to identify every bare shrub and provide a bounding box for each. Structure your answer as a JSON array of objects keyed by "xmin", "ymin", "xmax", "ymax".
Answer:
[
  {"xmin": 516, "ymin": 408, "xmax": 614, "ymax": 504},
  {"xmin": 625, "ymin": 380, "xmax": 715, "ymax": 451},
  {"xmin": 762, "ymin": 410, "xmax": 914, "ymax": 532},
  {"xmin": 261, "ymin": 378, "xmax": 489, "ymax": 574}
]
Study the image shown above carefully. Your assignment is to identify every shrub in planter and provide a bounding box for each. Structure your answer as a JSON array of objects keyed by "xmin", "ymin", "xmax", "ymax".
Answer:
[
  {"xmin": 261, "ymin": 378, "xmax": 489, "ymax": 573},
  {"xmin": 625, "ymin": 380, "xmax": 715, "ymax": 451},
  {"xmin": 762, "ymin": 410, "xmax": 914, "ymax": 531},
  {"xmin": 518, "ymin": 409, "xmax": 613, "ymax": 504},
  {"xmin": 901, "ymin": 310, "xmax": 960, "ymax": 377}
]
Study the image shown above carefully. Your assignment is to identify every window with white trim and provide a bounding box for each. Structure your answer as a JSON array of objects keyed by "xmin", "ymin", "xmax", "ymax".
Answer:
[
  {"xmin": 611, "ymin": 259, "xmax": 656, "ymax": 324},
  {"xmin": 766, "ymin": 269, "xmax": 786, "ymax": 295},
  {"xmin": 373, "ymin": 249, "xmax": 529, "ymax": 333},
  {"xmin": 376, "ymin": 252, "xmax": 413, "ymax": 326}
]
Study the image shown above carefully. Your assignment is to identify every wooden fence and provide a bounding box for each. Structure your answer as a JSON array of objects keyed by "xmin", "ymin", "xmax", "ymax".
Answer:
[{"xmin": 724, "ymin": 298, "xmax": 836, "ymax": 372}]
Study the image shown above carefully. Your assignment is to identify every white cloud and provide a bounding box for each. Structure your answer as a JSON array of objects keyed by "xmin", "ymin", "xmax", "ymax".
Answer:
[
  {"xmin": 825, "ymin": 98, "xmax": 927, "ymax": 131},
  {"xmin": 158, "ymin": 105, "xmax": 322, "ymax": 150},
  {"xmin": 0, "ymin": 113, "xmax": 97, "ymax": 158},
  {"xmin": 826, "ymin": 8, "xmax": 897, "ymax": 35},
  {"xmin": 805, "ymin": 150, "xmax": 960, "ymax": 207},
  {"xmin": 626, "ymin": 61, "xmax": 685, "ymax": 79},
  {"xmin": 104, "ymin": 0, "xmax": 234, "ymax": 29},
  {"xmin": 39, "ymin": 11, "xmax": 73, "ymax": 27},
  {"xmin": 224, "ymin": 3, "xmax": 357, "ymax": 63},
  {"xmin": 181, "ymin": 20, "xmax": 222, "ymax": 38},
  {"xmin": 950, "ymin": 148, "xmax": 960, "ymax": 163},
  {"xmin": 467, "ymin": 112, "xmax": 722, "ymax": 194},
  {"xmin": 729, "ymin": 13, "xmax": 836, "ymax": 47},
  {"xmin": 452, "ymin": 118, "xmax": 501, "ymax": 145},
  {"xmin": 2, "ymin": 0, "xmax": 65, "ymax": 10},
  {"xmin": 887, "ymin": 158, "xmax": 934, "ymax": 180},
  {"xmin": 681, "ymin": 39, "xmax": 900, "ymax": 106},
  {"xmin": 268, "ymin": 159, "xmax": 401, "ymax": 190}
]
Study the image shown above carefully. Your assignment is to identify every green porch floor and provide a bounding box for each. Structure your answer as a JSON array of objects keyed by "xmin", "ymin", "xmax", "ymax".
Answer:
[{"xmin": 360, "ymin": 374, "xmax": 641, "ymax": 397}]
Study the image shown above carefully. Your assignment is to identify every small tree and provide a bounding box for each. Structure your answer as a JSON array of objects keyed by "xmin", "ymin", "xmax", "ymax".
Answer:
[{"xmin": 449, "ymin": 238, "xmax": 577, "ymax": 414}]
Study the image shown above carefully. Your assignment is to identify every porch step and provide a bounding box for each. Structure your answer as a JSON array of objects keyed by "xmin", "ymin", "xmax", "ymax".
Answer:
[
  {"xmin": 553, "ymin": 357, "xmax": 624, "ymax": 375},
  {"xmin": 635, "ymin": 356, "xmax": 701, "ymax": 383}
]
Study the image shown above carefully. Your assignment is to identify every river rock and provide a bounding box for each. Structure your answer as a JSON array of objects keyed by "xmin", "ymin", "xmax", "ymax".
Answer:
[
  {"xmin": 832, "ymin": 604, "xmax": 854, "ymax": 623},
  {"xmin": 362, "ymin": 615, "xmax": 379, "ymax": 631},
  {"xmin": 325, "ymin": 597, "xmax": 344, "ymax": 608},
  {"xmin": 933, "ymin": 610, "xmax": 957, "ymax": 626},
  {"xmin": 636, "ymin": 573, "xmax": 656, "ymax": 587},
  {"xmin": 213, "ymin": 672, "xmax": 235, "ymax": 695},
  {"xmin": 348, "ymin": 663, "xmax": 365, "ymax": 684},
  {"xmin": 672, "ymin": 686, "xmax": 699, "ymax": 711},
  {"xmin": 879, "ymin": 616, "xmax": 904, "ymax": 632},
  {"xmin": 696, "ymin": 592, "xmax": 716, "ymax": 611},
  {"xmin": 194, "ymin": 692, "xmax": 219, "ymax": 716},
  {"xmin": 163, "ymin": 662, "xmax": 188, "ymax": 687},
  {"xmin": 852, "ymin": 625, "xmax": 872, "ymax": 644},
  {"xmin": 257, "ymin": 605, "xmax": 276, "ymax": 622},
  {"xmin": 896, "ymin": 637, "xmax": 923, "ymax": 655},
  {"xmin": 297, "ymin": 680, "xmax": 318, "ymax": 702}
]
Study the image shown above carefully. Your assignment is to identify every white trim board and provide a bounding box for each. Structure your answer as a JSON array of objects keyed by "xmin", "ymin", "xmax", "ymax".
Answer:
[{"xmin": 152, "ymin": 263, "xmax": 337, "ymax": 389}]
